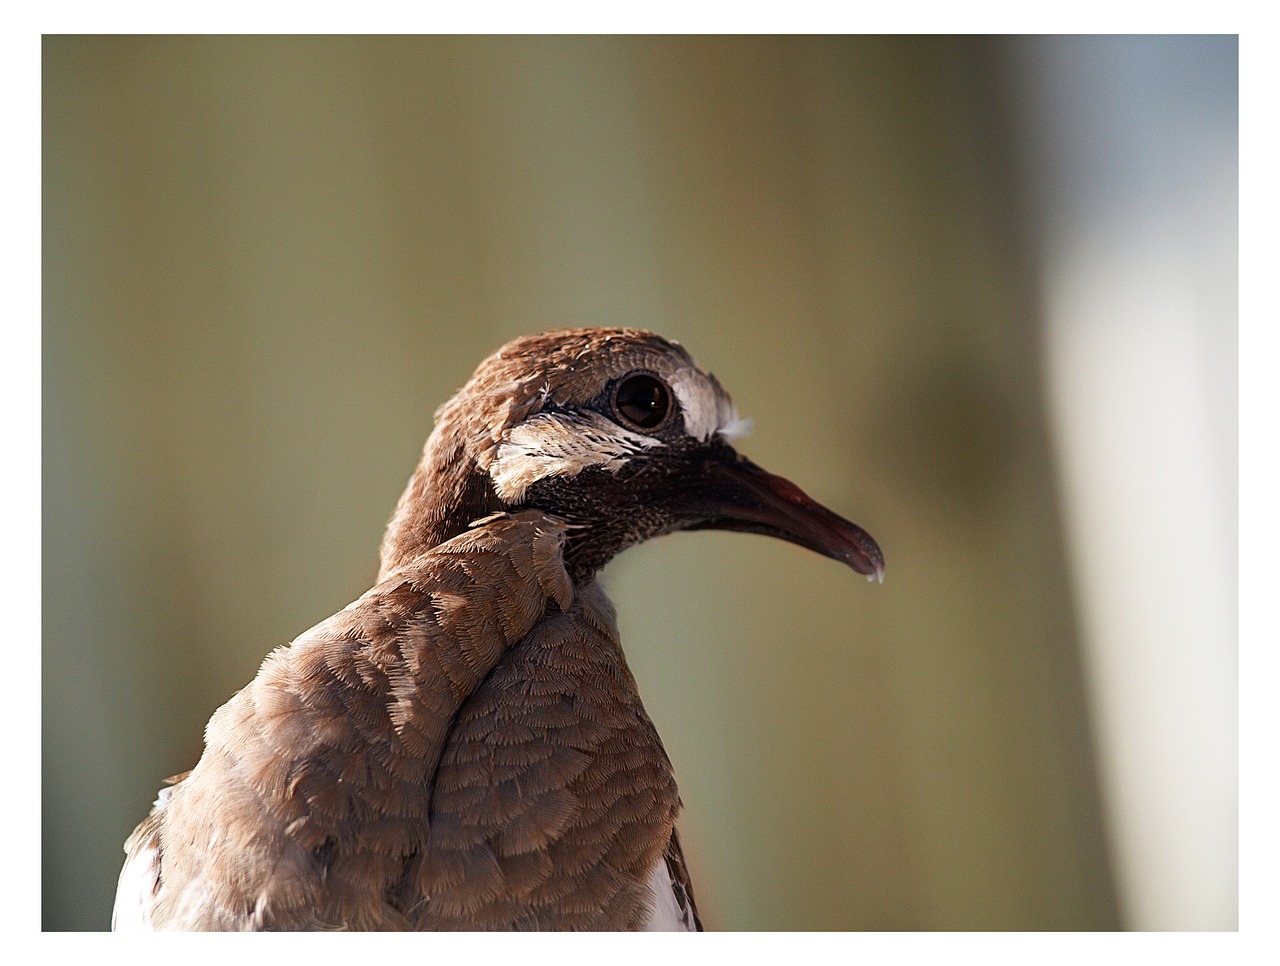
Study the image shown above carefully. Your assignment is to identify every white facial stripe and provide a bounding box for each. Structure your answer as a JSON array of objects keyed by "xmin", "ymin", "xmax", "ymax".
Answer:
[
  {"xmin": 489, "ymin": 411, "xmax": 663, "ymax": 501},
  {"xmin": 669, "ymin": 367, "xmax": 751, "ymax": 442}
]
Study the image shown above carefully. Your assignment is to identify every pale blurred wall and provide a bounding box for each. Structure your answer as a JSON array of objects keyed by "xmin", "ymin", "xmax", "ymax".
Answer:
[
  {"xmin": 1010, "ymin": 37, "xmax": 1238, "ymax": 930},
  {"xmin": 43, "ymin": 35, "xmax": 1122, "ymax": 930}
]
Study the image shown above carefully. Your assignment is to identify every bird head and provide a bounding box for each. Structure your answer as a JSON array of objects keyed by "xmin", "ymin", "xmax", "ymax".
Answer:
[{"xmin": 379, "ymin": 328, "xmax": 883, "ymax": 584}]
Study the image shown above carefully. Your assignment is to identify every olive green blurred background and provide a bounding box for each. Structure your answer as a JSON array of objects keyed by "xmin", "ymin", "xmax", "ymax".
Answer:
[{"xmin": 43, "ymin": 35, "xmax": 1235, "ymax": 931}]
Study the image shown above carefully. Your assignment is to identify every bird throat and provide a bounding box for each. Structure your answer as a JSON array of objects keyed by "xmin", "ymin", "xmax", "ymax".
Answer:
[{"xmin": 519, "ymin": 463, "xmax": 684, "ymax": 585}]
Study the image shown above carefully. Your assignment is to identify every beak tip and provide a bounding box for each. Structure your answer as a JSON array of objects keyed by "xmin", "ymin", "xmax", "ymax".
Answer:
[
  {"xmin": 845, "ymin": 534, "xmax": 884, "ymax": 585},
  {"xmin": 699, "ymin": 455, "xmax": 885, "ymax": 586},
  {"xmin": 859, "ymin": 552, "xmax": 885, "ymax": 584}
]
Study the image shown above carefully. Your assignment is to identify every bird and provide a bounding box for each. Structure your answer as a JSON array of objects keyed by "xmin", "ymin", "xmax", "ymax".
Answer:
[{"xmin": 112, "ymin": 327, "xmax": 884, "ymax": 931}]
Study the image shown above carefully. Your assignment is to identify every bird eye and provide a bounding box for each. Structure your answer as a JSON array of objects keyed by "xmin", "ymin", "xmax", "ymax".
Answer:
[{"xmin": 612, "ymin": 373, "xmax": 671, "ymax": 431}]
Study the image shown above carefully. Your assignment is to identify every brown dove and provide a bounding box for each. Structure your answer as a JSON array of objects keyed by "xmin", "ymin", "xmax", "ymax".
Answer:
[{"xmin": 112, "ymin": 327, "xmax": 884, "ymax": 931}]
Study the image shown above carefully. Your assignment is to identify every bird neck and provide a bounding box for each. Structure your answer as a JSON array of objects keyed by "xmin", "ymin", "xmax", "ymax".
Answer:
[{"xmin": 377, "ymin": 439, "xmax": 504, "ymax": 580}]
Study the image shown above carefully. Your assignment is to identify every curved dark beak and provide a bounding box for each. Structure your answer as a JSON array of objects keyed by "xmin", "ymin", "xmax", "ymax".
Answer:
[{"xmin": 681, "ymin": 450, "xmax": 884, "ymax": 583}]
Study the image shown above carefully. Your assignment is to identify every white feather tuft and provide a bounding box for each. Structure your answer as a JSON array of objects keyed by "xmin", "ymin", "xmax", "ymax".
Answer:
[
  {"xmin": 718, "ymin": 414, "xmax": 754, "ymax": 441},
  {"xmin": 641, "ymin": 855, "xmax": 698, "ymax": 931}
]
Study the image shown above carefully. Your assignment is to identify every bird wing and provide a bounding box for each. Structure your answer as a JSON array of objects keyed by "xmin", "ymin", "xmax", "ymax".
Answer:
[
  {"xmin": 409, "ymin": 579, "xmax": 693, "ymax": 930},
  {"xmin": 115, "ymin": 512, "xmax": 575, "ymax": 930}
]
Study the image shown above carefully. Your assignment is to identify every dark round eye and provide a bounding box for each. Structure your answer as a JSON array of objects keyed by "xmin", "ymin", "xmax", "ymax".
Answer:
[{"xmin": 612, "ymin": 373, "xmax": 671, "ymax": 430}]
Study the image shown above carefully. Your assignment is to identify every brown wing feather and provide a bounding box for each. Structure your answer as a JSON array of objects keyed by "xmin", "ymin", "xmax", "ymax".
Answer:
[
  {"xmin": 414, "ymin": 581, "xmax": 684, "ymax": 930},
  {"xmin": 664, "ymin": 825, "xmax": 704, "ymax": 931}
]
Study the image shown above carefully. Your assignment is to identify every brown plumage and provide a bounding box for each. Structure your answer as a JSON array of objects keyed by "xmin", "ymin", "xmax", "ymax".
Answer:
[{"xmin": 114, "ymin": 328, "xmax": 883, "ymax": 931}]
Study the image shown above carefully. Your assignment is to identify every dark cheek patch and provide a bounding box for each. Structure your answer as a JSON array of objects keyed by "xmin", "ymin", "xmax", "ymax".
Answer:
[{"xmin": 519, "ymin": 463, "xmax": 684, "ymax": 583}]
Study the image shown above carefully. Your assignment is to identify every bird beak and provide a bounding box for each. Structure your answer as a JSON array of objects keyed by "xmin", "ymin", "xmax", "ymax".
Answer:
[{"xmin": 681, "ymin": 450, "xmax": 885, "ymax": 582}]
